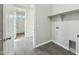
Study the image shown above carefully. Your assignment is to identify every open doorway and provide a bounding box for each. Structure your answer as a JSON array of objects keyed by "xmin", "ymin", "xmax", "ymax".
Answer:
[
  {"xmin": 15, "ymin": 10, "xmax": 26, "ymax": 40},
  {"xmin": 13, "ymin": 5, "xmax": 35, "ymax": 55},
  {"xmin": 14, "ymin": 6, "xmax": 26, "ymax": 41}
]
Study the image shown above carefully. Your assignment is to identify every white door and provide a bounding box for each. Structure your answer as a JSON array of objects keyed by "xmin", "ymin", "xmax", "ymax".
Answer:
[{"xmin": 3, "ymin": 5, "xmax": 15, "ymax": 55}]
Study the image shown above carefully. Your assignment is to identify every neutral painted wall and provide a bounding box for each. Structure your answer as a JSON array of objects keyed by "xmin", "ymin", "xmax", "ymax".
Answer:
[
  {"xmin": 16, "ymin": 20, "xmax": 25, "ymax": 33},
  {"xmin": 51, "ymin": 4, "xmax": 79, "ymax": 15},
  {"xmin": 16, "ymin": 11, "xmax": 25, "ymax": 34},
  {"xmin": 62, "ymin": 11, "xmax": 79, "ymax": 54},
  {"xmin": 35, "ymin": 4, "xmax": 52, "ymax": 45},
  {"xmin": 0, "ymin": 4, "xmax": 3, "ymax": 54},
  {"xmin": 51, "ymin": 15, "xmax": 63, "ymax": 45},
  {"xmin": 51, "ymin": 11, "xmax": 79, "ymax": 54}
]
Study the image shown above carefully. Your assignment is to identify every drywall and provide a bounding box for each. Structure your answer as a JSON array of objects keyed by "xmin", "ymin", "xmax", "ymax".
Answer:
[
  {"xmin": 0, "ymin": 4, "xmax": 3, "ymax": 54},
  {"xmin": 35, "ymin": 4, "xmax": 52, "ymax": 45},
  {"xmin": 62, "ymin": 11, "xmax": 79, "ymax": 54},
  {"xmin": 16, "ymin": 20, "xmax": 25, "ymax": 33},
  {"xmin": 51, "ymin": 15, "xmax": 63, "ymax": 46},
  {"xmin": 51, "ymin": 11, "xmax": 79, "ymax": 54},
  {"xmin": 16, "ymin": 11, "xmax": 25, "ymax": 34},
  {"xmin": 52, "ymin": 4, "xmax": 79, "ymax": 15}
]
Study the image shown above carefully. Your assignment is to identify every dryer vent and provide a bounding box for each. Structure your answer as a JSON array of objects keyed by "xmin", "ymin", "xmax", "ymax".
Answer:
[{"xmin": 69, "ymin": 40, "xmax": 76, "ymax": 53}]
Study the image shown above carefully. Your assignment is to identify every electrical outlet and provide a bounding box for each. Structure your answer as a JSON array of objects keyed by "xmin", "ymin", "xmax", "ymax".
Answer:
[
  {"xmin": 56, "ymin": 27, "xmax": 59, "ymax": 29},
  {"xmin": 77, "ymin": 35, "xmax": 79, "ymax": 37}
]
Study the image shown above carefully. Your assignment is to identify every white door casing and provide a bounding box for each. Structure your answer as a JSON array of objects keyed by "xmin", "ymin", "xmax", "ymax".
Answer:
[{"xmin": 14, "ymin": 7, "xmax": 27, "ymax": 39}]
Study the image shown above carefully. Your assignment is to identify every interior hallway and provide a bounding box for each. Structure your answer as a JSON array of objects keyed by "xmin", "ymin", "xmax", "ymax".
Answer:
[{"xmin": 14, "ymin": 36, "xmax": 75, "ymax": 55}]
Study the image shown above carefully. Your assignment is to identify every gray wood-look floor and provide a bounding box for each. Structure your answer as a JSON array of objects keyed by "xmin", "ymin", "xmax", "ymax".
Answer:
[{"xmin": 14, "ymin": 35, "xmax": 75, "ymax": 55}]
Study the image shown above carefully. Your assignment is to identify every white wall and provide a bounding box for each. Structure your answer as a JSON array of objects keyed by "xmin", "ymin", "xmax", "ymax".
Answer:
[
  {"xmin": 51, "ymin": 15, "xmax": 63, "ymax": 46},
  {"xmin": 16, "ymin": 11, "xmax": 25, "ymax": 34},
  {"xmin": 34, "ymin": 4, "xmax": 79, "ymax": 54},
  {"xmin": 52, "ymin": 4, "xmax": 79, "ymax": 15},
  {"xmin": 51, "ymin": 11, "xmax": 79, "ymax": 54},
  {"xmin": 16, "ymin": 20, "xmax": 25, "ymax": 33},
  {"xmin": 35, "ymin": 4, "xmax": 52, "ymax": 45},
  {"xmin": 62, "ymin": 11, "xmax": 79, "ymax": 54},
  {"xmin": 51, "ymin": 4, "xmax": 79, "ymax": 54}
]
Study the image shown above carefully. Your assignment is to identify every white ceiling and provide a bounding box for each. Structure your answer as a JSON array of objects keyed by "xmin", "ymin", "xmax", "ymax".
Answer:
[{"xmin": 14, "ymin": 4, "xmax": 31, "ymax": 8}]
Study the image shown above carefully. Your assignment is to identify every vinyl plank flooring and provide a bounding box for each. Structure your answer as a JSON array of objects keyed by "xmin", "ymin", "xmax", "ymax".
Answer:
[
  {"xmin": 35, "ymin": 42, "xmax": 75, "ymax": 55},
  {"xmin": 14, "ymin": 36, "xmax": 75, "ymax": 55}
]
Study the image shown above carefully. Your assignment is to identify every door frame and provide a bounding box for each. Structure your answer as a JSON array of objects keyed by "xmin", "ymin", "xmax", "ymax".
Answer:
[
  {"xmin": 14, "ymin": 5, "xmax": 36, "ymax": 48},
  {"xmin": 14, "ymin": 7, "xmax": 27, "ymax": 39}
]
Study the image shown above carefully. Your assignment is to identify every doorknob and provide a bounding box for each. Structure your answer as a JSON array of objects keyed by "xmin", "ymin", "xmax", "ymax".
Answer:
[
  {"xmin": 3, "ymin": 37, "xmax": 11, "ymax": 41},
  {"xmin": 7, "ymin": 37, "xmax": 11, "ymax": 40}
]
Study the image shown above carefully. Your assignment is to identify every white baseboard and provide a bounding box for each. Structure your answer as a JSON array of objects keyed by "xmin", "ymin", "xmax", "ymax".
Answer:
[
  {"xmin": 35, "ymin": 40, "xmax": 52, "ymax": 48},
  {"xmin": 52, "ymin": 40, "xmax": 69, "ymax": 51},
  {"xmin": 3, "ymin": 52, "xmax": 14, "ymax": 55},
  {"xmin": 35, "ymin": 40, "xmax": 69, "ymax": 51}
]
